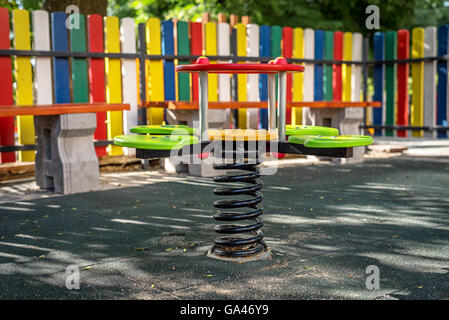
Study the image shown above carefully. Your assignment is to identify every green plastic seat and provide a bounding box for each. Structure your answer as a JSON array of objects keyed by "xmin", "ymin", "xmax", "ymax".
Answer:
[
  {"xmin": 114, "ymin": 134, "xmax": 198, "ymax": 150},
  {"xmin": 286, "ymin": 125, "xmax": 339, "ymax": 136},
  {"xmin": 288, "ymin": 134, "xmax": 373, "ymax": 148},
  {"xmin": 130, "ymin": 124, "xmax": 196, "ymax": 135}
]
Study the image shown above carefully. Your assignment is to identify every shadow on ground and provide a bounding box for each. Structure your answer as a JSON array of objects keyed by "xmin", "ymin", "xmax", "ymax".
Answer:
[{"xmin": 0, "ymin": 156, "xmax": 448, "ymax": 299}]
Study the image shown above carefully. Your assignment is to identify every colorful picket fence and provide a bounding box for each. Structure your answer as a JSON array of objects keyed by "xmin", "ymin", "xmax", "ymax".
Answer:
[
  {"xmin": 372, "ymin": 27, "xmax": 449, "ymax": 138},
  {"xmin": 1, "ymin": 7, "xmax": 449, "ymax": 164}
]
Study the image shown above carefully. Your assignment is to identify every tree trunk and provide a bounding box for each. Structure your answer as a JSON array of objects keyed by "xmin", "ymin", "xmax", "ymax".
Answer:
[{"xmin": 43, "ymin": 0, "xmax": 108, "ymax": 16}]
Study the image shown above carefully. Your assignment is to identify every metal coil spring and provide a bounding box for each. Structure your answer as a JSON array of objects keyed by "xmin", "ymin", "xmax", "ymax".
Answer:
[{"xmin": 210, "ymin": 159, "xmax": 267, "ymax": 258}]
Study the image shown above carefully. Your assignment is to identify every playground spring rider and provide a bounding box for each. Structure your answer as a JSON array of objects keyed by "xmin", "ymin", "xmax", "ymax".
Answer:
[{"xmin": 114, "ymin": 57, "xmax": 373, "ymax": 261}]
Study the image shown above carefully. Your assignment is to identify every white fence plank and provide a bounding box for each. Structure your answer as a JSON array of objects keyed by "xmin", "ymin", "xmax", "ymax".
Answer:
[
  {"xmin": 120, "ymin": 17, "xmax": 138, "ymax": 138},
  {"xmin": 32, "ymin": 10, "xmax": 53, "ymax": 105},
  {"xmin": 424, "ymin": 26, "xmax": 437, "ymax": 138},
  {"xmin": 217, "ymin": 22, "xmax": 231, "ymax": 102},
  {"xmin": 247, "ymin": 23, "xmax": 260, "ymax": 128},
  {"xmin": 303, "ymin": 28, "xmax": 315, "ymax": 124}
]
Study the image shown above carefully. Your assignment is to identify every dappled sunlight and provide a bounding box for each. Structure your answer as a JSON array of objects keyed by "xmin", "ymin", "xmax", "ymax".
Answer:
[
  {"xmin": 358, "ymin": 251, "xmax": 449, "ymax": 274},
  {"xmin": 180, "ymin": 208, "xmax": 213, "ymax": 214},
  {"xmin": 268, "ymin": 186, "xmax": 292, "ymax": 191},
  {"xmin": 110, "ymin": 218, "xmax": 152, "ymax": 226},
  {"xmin": 264, "ymin": 214, "xmax": 315, "ymax": 225},
  {"xmin": 111, "ymin": 218, "xmax": 191, "ymax": 230},
  {"xmin": 150, "ymin": 216, "xmax": 193, "ymax": 223},
  {"xmin": 0, "ymin": 205, "xmax": 34, "ymax": 212}
]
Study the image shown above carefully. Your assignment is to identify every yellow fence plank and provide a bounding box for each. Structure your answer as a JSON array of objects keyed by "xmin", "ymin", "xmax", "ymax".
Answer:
[
  {"xmin": 205, "ymin": 22, "xmax": 218, "ymax": 103},
  {"xmin": 292, "ymin": 27, "xmax": 304, "ymax": 124},
  {"xmin": 342, "ymin": 32, "xmax": 352, "ymax": 102},
  {"xmin": 146, "ymin": 18, "xmax": 164, "ymax": 124},
  {"xmin": 105, "ymin": 16, "xmax": 123, "ymax": 155},
  {"xmin": 12, "ymin": 9, "xmax": 34, "ymax": 161},
  {"xmin": 411, "ymin": 27, "xmax": 424, "ymax": 137}
]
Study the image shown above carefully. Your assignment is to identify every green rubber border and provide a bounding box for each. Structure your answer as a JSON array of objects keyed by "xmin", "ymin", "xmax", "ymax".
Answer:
[
  {"xmin": 113, "ymin": 134, "xmax": 198, "ymax": 150},
  {"xmin": 286, "ymin": 125, "xmax": 339, "ymax": 136},
  {"xmin": 288, "ymin": 135, "xmax": 373, "ymax": 148},
  {"xmin": 130, "ymin": 125, "xmax": 196, "ymax": 135}
]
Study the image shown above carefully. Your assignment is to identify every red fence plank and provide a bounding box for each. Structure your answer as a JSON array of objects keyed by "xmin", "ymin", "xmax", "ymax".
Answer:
[
  {"xmin": 333, "ymin": 31, "xmax": 343, "ymax": 101},
  {"xmin": 397, "ymin": 29, "xmax": 410, "ymax": 137},
  {"xmin": 0, "ymin": 7, "xmax": 16, "ymax": 163},
  {"xmin": 87, "ymin": 14, "xmax": 107, "ymax": 157},
  {"xmin": 282, "ymin": 27, "xmax": 293, "ymax": 124},
  {"xmin": 190, "ymin": 22, "xmax": 202, "ymax": 102}
]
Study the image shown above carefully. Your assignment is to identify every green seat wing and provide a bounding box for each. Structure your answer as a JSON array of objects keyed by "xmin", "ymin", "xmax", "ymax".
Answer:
[
  {"xmin": 288, "ymin": 135, "xmax": 373, "ymax": 148},
  {"xmin": 113, "ymin": 134, "xmax": 198, "ymax": 150},
  {"xmin": 286, "ymin": 125, "xmax": 339, "ymax": 136},
  {"xmin": 130, "ymin": 124, "xmax": 196, "ymax": 135}
]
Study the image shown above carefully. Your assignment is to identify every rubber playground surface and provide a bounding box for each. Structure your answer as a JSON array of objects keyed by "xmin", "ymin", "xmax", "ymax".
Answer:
[{"xmin": 0, "ymin": 142, "xmax": 448, "ymax": 300}]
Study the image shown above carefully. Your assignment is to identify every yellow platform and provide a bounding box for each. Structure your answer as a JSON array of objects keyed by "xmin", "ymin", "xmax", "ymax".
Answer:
[{"xmin": 207, "ymin": 129, "xmax": 278, "ymax": 141}]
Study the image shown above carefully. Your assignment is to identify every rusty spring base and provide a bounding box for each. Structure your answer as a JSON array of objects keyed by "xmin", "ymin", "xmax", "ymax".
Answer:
[{"xmin": 206, "ymin": 154, "xmax": 271, "ymax": 262}]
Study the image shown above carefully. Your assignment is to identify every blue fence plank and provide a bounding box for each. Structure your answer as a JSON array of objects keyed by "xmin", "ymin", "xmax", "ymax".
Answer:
[
  {"xmin": 314, "ymin": 29, "xmax": 324, "ymax": 101},
  {"xmin": 51, "ymin": 12, "xmax": 70, "ymax": 103},
  {"xmin": 437, "ymin": 25, "xmax": 449, "ymax": 138},
  {"xmin": 162, "ymin": 20, "xmax": 175, "ymax": 101},
  {"xmin": 373, "ymin": 32, "xmax": 385, "ymax": 136},
  {"xmin": 259, "ymin": 25, "xmax": 270, "ymax": 129}
]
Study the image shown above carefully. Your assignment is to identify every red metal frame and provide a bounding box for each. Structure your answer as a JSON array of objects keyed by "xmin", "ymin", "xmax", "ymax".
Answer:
[{"xmin": 176, "ymin": 63, "xmax": 304, "ymax": 74}]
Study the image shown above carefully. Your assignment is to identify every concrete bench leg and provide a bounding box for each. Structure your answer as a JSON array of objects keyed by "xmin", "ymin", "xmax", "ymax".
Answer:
[
  {"xmin": 310, "ymin": 107, "xmax": 365, "ymax": 164},
  {"xmin": 35, "ymin": 113, "xmax": 99, "ymax": 194}
]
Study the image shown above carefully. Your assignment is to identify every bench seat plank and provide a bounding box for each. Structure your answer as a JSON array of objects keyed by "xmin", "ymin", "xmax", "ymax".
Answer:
[{"xmin": 0, "ymin": 103, "xmax": 130, "ymax": 117}]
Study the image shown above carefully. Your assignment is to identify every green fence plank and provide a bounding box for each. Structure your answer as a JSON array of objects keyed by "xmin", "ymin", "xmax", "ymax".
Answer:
[
  {"xmin": 271, "ymin": 25, "xmax": 282, "ymax": 101},
  {"xmin": 70, "ymin": 14, "xmax": 89, "ymax": 103},
  {"xmin": 177, "ymin": 21, "xmax": 190, "ymax": 101},
  {"xmin": 324, "ymin": 30, "xmax": 333, "ymax": 101}
]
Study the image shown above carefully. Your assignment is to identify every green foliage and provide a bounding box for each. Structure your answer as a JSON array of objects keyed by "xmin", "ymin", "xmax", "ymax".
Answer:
[
  {"xmin": 2, "ymin": 0, "xmax": 449, "ymax": 35},
  {"xmin": 104, "ymin": 0, "xmax": 449, "ymax": 36},
  {"xmin": 0, "ymin": 0, "xmax": 43, "ymax": 11}
]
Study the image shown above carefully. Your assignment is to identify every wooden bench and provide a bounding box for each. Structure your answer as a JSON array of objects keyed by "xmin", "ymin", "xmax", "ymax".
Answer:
[{"xmin": 0, "ymin": 103, "xmax": 130, "ymax": 194}]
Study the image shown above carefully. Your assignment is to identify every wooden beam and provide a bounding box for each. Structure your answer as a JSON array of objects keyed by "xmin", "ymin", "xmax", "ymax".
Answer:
[{"xmin": 143, "ymin": 101, "xmax": 381, "ymax": 110}]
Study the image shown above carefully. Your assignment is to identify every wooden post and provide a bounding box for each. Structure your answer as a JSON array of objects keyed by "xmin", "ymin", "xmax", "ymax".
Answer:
[
  {"xmin": 218, "ymin": 13, "xmax": 226, "ymax": 23},
  {"xmin": 230, "ymin": 14, "xmax": 239, "ymax": 28},
  {"xmin": 242, "ymin": 16, "xmax": 251, "ymax": 25}
]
